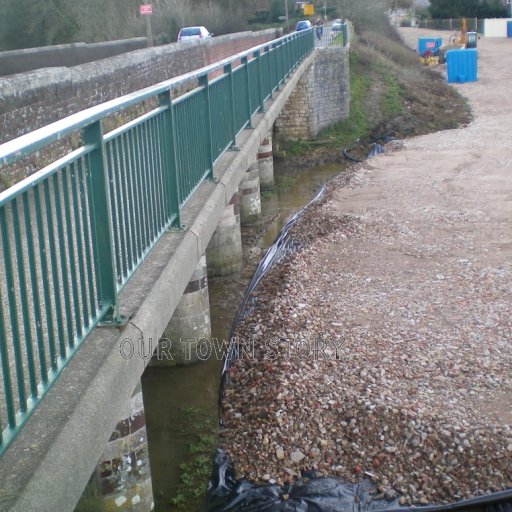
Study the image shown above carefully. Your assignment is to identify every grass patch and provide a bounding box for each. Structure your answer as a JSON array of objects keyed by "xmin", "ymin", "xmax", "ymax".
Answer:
[
  {"xmin": 379, "ymin": 67, "xmax": 404, "ymax": 117},
  {"xmin": 170, "ymin": 406, "xmax": 217, "ymax": 511},
  {"xmin": 277, "ymin": 138, "xmax": 311, "ymax": 158}
]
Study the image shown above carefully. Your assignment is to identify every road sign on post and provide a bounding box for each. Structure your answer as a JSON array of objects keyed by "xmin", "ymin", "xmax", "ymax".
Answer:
[{"xmin": 139, "ymin": 4, "xmax": 153, "ymax": 47}]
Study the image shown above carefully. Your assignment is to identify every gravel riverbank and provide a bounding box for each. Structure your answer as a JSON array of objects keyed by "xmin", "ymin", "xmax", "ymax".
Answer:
[{"xmin": 219, "ymin": 32, "xmax": 512, "ymax": 505}]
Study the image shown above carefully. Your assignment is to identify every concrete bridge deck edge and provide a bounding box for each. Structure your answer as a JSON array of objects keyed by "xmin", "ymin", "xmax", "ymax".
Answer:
[{"xmin": 0, "ymin": 51, "xmax": 317, "ymax": 512}]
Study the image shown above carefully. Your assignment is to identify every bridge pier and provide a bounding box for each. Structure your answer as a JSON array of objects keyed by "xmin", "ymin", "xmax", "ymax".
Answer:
[
  {"xmin": 239, "ymin": 160, "xmax": 262, "ymax": 225},
  {"xmin": 258, "ymin": 131, "xmax": 274, "ymax": 190},
  {"xmin": 206, "ymin": 192, "xmax": 243, "ymax": 276},
  {"xmin": 151, "ymin": 256, "xmax": 211, "ymax": 366},
  {"xmin": 76, "ymin": 382, "xmax": 153, "ymax": 511}
]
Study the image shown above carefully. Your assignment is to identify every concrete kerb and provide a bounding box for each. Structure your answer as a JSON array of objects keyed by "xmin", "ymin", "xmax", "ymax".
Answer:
[{"xmin": 0, "ymin": 49, "xmax": 317, "ymax": 512}]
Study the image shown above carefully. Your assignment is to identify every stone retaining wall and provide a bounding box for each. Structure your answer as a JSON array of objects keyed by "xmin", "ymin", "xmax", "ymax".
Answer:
[{"xmin": 274, "ymin": 46, "xmax": 350, "ymax": 140}]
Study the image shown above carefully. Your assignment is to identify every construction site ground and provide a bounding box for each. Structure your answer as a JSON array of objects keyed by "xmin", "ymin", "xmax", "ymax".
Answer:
[{"xmin": 219, "ymin": 29, "xmax": 512, "ymax": 505}]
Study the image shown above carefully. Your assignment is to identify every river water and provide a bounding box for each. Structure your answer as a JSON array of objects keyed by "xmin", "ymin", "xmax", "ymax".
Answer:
[{"xmin": 141, "ymin": 162, "xmax": 345, "ymax": 511}]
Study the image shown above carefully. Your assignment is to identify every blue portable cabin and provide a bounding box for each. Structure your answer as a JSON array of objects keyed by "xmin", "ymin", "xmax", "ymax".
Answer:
[
  {"xmin": 446, "ymin": 48, "xmax": 478, "ymax": 83},
  {"xmin": 417, "ymin": 36, "xmax": 443, "ymax": 55}
]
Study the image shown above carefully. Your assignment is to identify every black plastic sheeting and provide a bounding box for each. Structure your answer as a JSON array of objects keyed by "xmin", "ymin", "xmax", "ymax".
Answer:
[
  {"xmin": 206, "ymin": 450, "xmax": 512, "ymax": 512},
  {"xmin": 206, "ymin": 158, "xmax": 512, "ymax": 512},
  {"xmin": 221, "ymin": 184, "xmax": 327, "ymax": 380},
  {"xmin": 343, "ymin": 135, "xmax": 395, "ymax": 163}
]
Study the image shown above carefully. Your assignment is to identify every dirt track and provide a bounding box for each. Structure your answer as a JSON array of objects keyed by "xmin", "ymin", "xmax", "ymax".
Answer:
[{"xmin": 220, "ymin": 30, "xmax": 512, "ymax": 504}]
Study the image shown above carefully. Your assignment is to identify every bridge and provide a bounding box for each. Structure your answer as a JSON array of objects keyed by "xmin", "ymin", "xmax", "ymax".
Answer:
[{"xmin": 0, "ymin": 27, "xmax": 349, "ymax": 511}]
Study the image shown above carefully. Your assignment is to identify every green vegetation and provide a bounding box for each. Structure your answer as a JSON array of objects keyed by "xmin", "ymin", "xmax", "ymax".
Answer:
[
  {"xmin": 170, "ymin": 406, "xmax": 217, "ymax": 511},
  {"xmin": 429, "ymin": 0, "xmax": 508, "ymax": 19},
  {"xmin": 321, "ymin": 49, "xmax": 372, "ymax": 147},
  {"xmin": 379, "ymin": 67, "xmax": 404, "ymax": 118}
]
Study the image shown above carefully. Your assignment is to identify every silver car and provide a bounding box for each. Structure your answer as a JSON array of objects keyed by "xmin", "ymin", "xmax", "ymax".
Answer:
[{"xmin": 177, "ymin": 26, "xmax": 212, "ymax": 42}]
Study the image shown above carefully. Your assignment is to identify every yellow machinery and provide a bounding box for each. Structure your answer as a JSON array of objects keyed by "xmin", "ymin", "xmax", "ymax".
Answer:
[{"xmin": 449, "ymin": 17, "xmax": 468, "ymax": 46}]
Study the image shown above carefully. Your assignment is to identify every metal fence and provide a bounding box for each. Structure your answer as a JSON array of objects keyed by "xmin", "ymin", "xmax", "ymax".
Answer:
[
  {"xmin": 314, "ymin": 21, "xmax": 351, "ymax": 48},
  {"xmin": 417, "ymin": 18, "xmax": 479, "ymax": 32},
  {"xmin": 0, "ymin": 28, "xmax": 314, "ymax": 454}
]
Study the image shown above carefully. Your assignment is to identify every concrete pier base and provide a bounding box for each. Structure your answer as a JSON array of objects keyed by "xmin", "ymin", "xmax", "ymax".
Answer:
[
  {"xmin": 258, "ymin": 131, "xmax": 274, "ymax": 190},
  {"xmin": 239, "ymin": 161, "xmax": 262, "ymax": 225},
  {"xmin": 75, "ymin": 383, "xmax": 153, "ymax": 511},
  {"xmin": 152, "ymin": 256, "xmax": 211, "ymax": 366},
  {"xmin": 206, "ymin": 192, "xmax": 243, "ymax": 277}
]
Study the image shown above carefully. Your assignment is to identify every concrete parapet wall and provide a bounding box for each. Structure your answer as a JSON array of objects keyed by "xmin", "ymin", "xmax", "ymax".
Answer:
[
  {"xmin": 0, "ymin": 29, "xmax": 277, "ymax": 144},
  {"xmin": 274, "ymin": 46, "xmax": 350, "ymax": 140}
]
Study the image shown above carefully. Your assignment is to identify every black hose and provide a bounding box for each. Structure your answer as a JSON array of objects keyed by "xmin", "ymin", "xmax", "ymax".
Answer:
[{"xmin": 343, "ymin": 147, "xmax": 363, "ymax": 162}]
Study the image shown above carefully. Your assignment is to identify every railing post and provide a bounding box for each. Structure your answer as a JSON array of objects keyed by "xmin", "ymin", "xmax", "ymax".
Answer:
[
  {"xmin": 82, "ymin": 121, "xmax": 122, "ymax": 324},
  {"xmin": 224, "ymin": 63, "xmax": 238, "ymax": 149},
  {"xmin": 265, "ymin": 45, "xmax": 272, "ymax": 99},
  {"xmin": 198, "ymin": 74, "xmax": 215, "ymax": 180},
  {"xmin": 254, "ymin": 50, "xmax": 265, "ymax": 113},
  {"xmin": 286, "ymin": 34, "xmax": 292, "ymax": 75},
  {"xmin": 158, "ymin": 90, "xmax": 182, "ymax": 226},
  {"xmin": 242, "ymin": 56, "xmax": 253, "ymax": 128}
]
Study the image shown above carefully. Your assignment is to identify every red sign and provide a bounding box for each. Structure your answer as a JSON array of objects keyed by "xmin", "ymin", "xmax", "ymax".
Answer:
[{"xmin": 140, "ymin": 4, "xmax": 153, "ymax": 15}]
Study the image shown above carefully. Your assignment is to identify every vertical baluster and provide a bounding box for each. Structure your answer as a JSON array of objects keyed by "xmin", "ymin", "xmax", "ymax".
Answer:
[
  {"xmin": 69, "ymin": 166, "xmax": 90, "ymax": 330},
  {"xmin": 242, "ymin": 56, "xmax": 253, "ymax": 128},
  {"xmin": 198, "ymin": 75, "xmax": 214, "ymax": 181},
  {"xmin": 106, "ymin": 143, "xmax": 122, "ymax": 286},
  {"xmin": 61, "ymin": 171, "xmax": 82, "ymax": 340},
  {"xmin": 43, "ymin": 179, "xmax": 67, "ymax": 360},
  {"xmin": 134, "ymin": 125, "xmax": 149, "ymax": 252},
  {"xmin": 145, "ymin": 117, "xmax": 158, "ymax": 241},
  {"xmin": 0, "ymin": 205, "xmax": 27, "ymax": 413},
  {"xmin": 52, "ymin": 173, "xmax": 74, "ymax": 349},
  {"xmin": 77, "ymin": 158, "xmax": 97, "ymax": 321},
  {"xmin": 11, "ymin": 198, "xmax": 38, "ymax": 398},
  {"xmin": 127, "ymin": 129, "xmax": 143, "ymax": 261},
  {"xmin": 120, "ymin": 135, "xmax": 137, "ymax": 273},
  {"xmin": 0, "ymin": 287, "xmax": 15, "ymax": 430},
  {"xmin": 22, "ymin": 191, "xmax": 47, "ymax": 384},
  {"xmin": 112, "ymin": 139, "xmax": 128, "ymax": 282},
  {"xmin": 158, "ymin": 90, "xmax": 181, "ymax": 226},
  {"xmin": 224, "ymin": 63, "xmax": 237, "ymax": 148},
  {"xmin": 34, "ymin": 185, "xmax": 57, "ymax": 372}
]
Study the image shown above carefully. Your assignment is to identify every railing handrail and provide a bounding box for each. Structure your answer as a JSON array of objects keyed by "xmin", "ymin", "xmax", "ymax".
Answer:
[{"xmin": 0, "ymin": 29, "xmax": 304, "ymax": 169}]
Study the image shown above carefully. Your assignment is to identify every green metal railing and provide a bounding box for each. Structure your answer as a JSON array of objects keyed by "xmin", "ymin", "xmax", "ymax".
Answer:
[{"xmin": 0, "ymin": 28, "xmax": 314, "ymax": 454}]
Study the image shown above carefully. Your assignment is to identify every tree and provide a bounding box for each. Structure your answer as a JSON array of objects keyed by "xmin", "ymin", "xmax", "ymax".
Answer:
[
  {"xmin": 0, "ymin": 0, "xmax": 78, "ymax": 50},
  {"xmin": 476, "ymin": 0, "xmax": 508, "ymax": 17},
  {"xmin": 333, "ymin": 0, "xmax": 396, "ymax": 36},
  {"xmin": 429, "ymin": 0, "xmax": 507, "ymax": 18}
]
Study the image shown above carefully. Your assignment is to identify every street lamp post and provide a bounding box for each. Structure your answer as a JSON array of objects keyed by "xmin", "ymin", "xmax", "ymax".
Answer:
[{"xmin": 285, "ymin": 0, "xmax": 290, "ymax": 32}]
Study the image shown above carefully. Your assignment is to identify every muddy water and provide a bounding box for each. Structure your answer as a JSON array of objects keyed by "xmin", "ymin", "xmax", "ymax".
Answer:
[{"xmin": 141, "ymin": 162, "xmax": 345, "ymax": 511}]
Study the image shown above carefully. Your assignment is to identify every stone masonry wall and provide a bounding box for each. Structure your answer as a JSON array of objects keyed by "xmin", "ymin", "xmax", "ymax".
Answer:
[
  {"xmin": 274, "ymin": 46, "xmax": 350, "ymax": 140},
  {"xmin": 0, "ymin": 30, "xmax": 277, "ymax": 145}
]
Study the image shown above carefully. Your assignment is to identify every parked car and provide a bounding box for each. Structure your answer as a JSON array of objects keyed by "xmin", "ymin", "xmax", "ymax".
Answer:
[
  {"xmin": 331, "ymin": 21, "xmax": 343, "ymax": 32},
  {"xmin": 177, "ymin": 26, "xmax": 212, "ymax": 42},
  {"xmin": 295, "ymin": 20, "xmax": 312, "ymax": 31}
]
